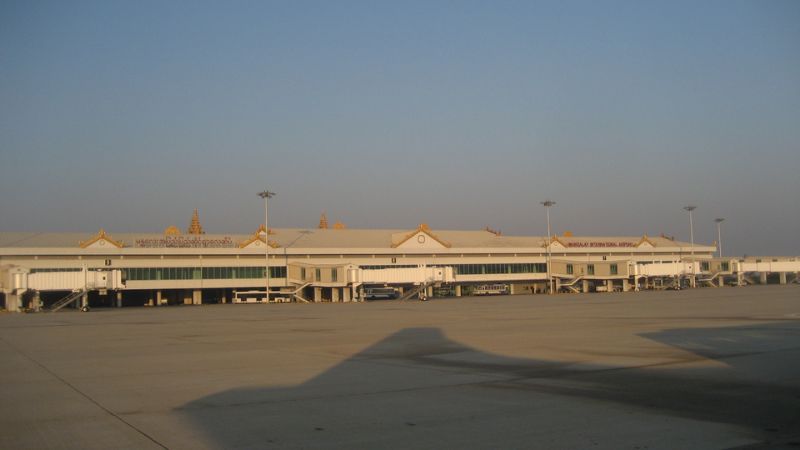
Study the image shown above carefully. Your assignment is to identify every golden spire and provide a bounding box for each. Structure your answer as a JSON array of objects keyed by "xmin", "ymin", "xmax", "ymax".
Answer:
[
  {"xmin": 318, "ymin": 212, "xmax": 329, "ymax": 229},
  {"xmin": 187, "ymin": 209, "xmax": 205, "ymax": 235}
]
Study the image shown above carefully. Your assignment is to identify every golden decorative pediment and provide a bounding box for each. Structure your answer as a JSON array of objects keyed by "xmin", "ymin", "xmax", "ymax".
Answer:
[
  {"xmin": 636, "ymin": 235, "xmax": 656, "ymax": 248},
  {"xmin": 79, "ymin": 229, "xmax": 124, "ymax": 249},
  {"xmin": 238, "ymin": 233, "xmax": 280, "ymax": 249},
  {"xmin": 391, "ymin": 224, "xmax": 451, "ymax": 248},
  {"xmin": 543, "ymin": 236, "xmax": 567, "ymax": 248}
]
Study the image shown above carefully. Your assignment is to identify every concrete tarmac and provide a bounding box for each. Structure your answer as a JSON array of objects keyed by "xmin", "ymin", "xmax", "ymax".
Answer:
[{"xmin": 1, "ymin": 285, "xmax": 799, "ymax": 449}]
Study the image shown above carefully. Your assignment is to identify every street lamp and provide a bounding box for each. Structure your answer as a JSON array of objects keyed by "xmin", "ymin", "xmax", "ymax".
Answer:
[
  {"xmin": 258, "ymin": 190, "xmax": 276, "ymax": 302},
  {"xmin": 683, "ymin": 205, "xmax": 696, "ymax": 287},
  {"xmin": 715, "ymin": 218, "xmax": 725, "ymax": 258},
  {"xmin": 541, "ymin": 200, "xmax": 556, "ymax": 294}
]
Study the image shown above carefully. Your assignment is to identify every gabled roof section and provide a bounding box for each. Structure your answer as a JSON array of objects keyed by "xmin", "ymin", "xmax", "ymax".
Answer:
[
  {"xmin": 79, "ymin": 229, "xmax": 124, "ymax": 249},
  {"xmin": 636, "ymin": 235, "xmax": 656, "ymax": 248},
  {"xmin": 238, "ymin": 233, "xmax": 280, "ymax": 249},
  {"xmin": 391, "ymin": 224, "xmax": 451, "ymax": 249},
  {"xmin": 545, "ymin": 236, "xmax": 567, "ymax": 249}
]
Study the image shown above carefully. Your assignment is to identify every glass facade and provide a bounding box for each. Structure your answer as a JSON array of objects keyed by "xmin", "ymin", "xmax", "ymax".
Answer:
[
  {"xmin": 610, "ymin": 264, "xmax": 618, "ymax": 275},
  {"xmin": 452, "ymin": 263, "xmax": 547, "ymax": 275},
  {"xmin": 30, "ymin": 268, "xmax": 82, "ymax": 273},
  {"xmin": 123, "ymin": 266, "xmax": 286, "ymax": 281}
]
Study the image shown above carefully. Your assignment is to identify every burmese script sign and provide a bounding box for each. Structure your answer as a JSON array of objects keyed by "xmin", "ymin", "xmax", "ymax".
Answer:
[
  {"xmin": 567, "ymin": 241, "xmax": 637, "ymax": 248},
  {"xmin": 135, "ymin": 236, "xmax": 236, "ymax": 248}
]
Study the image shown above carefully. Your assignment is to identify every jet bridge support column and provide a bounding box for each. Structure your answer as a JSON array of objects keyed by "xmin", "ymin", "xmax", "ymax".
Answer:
[
  {"xmin": 760, "ymin": 273, "xmax": 768, "ymax": 285},
  {"xmin": 5, "ymin": 292, "xmax": 21, "ymax": 312},
  {"xmin": 32, "ymin": 291, "xmax": 41, "ymax": 312},
  {"xmin": 779, "ymin": 272, "xmax": 787, "ymax": 285}
]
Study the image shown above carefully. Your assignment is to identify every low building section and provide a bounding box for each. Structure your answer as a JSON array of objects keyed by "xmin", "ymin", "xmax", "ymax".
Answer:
[{"xmin": 1, "ymin": 224, "xmax": 798, "ymax": 312}]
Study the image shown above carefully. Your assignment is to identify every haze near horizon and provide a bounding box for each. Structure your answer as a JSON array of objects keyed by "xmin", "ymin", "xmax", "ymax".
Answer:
[{"xmin": 1, "ymin": 1, "xmax": 798, "ymax": 256}]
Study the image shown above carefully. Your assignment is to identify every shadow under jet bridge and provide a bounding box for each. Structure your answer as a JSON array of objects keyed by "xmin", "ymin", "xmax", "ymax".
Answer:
[{"xmin": 179, "ymin": 324, "xmax": 800, "ymax": 449}]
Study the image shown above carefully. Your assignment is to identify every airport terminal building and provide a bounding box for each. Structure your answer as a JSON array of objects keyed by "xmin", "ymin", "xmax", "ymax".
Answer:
[{"xmin": 1, "ymin": 212, "xmax": 797, "ymax": 312}]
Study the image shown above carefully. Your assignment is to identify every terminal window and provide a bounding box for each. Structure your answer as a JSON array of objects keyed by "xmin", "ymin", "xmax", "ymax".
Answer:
[
  {"xmin": 566, "ymin": 264, "xmax": 573, "ymax": 275},
  {"xmin": 587, "ymin": 264, "xmax": 595, "ymax": 275},
  {"xmin": 610, "ymin": 264, "xmax": 618, "ymax": 275}
]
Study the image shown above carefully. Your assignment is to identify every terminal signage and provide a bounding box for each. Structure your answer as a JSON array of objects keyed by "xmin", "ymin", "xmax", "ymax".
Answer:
[
  {"xmin": 135, "ymin": 236, "xmax": 236, "ymax": 248},
  {"xmin": 567, "ymin": 241, "xmax": 636, "ymax": 248}
]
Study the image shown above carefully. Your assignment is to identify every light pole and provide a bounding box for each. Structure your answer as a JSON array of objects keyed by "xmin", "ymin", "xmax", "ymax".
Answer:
[
  {"xmin": 683, "ymin": 205, "xmax": 696, "ymax": 287},
  {"xmin": 715, "ymin": 218, "xmax": 724, "ymax": 258},
  {"xmin": 541, "ymin": 200, "xmax": 556, "ymax": 294},
  {"xmin": 258, "ymin": 190, "xmax": 276, "ymax": 302}
]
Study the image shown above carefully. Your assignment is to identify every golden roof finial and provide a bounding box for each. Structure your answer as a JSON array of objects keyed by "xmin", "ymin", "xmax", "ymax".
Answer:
[
  {"xmin": 484, "ymin": 226, "xmax": 502, "ymax": 236},
  {"xmin": 256, "ymin": 224, "xmax": 275, "ymax": 235},
  {"xmin": 164, "ymin": 225, "xmax": 181, "ymax": 236},
  {"xmin": 187, "ymin": 209, "xmax": 205, "ymax": 235},
  {"xmin": 319, "ymin": 212, "xmax": 329, "ymax": 229}
]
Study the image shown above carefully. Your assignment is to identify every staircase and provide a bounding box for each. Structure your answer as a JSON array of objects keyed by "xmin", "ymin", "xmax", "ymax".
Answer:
[
  {"xmin": 699, "ymin": 272, "xmax": 721, "ymax": 287},
  {"xmin": 49, "ymin": 290, "xmax": 85, "ymax": 312},
  {"xmin": 397, "ymin": 284, "xmax": 426, "ymax": 301},
  {"xmin": 557, "ymin": 276, "xmax": 583, "ymax": 293},
  {"xmin": 289, "ymin": 282, "xmax": 312, "ymax": 303}
]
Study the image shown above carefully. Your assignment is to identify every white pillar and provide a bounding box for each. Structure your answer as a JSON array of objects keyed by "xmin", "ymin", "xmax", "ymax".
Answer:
[
  {"xmin": 760, "ymin": 272, "xmax": 768, "ymax": 285},
  {"xmin": 332, "ymin": 288, "xmax": 340, "ymax": 303},
  {"xmin": 606, "ymin": 280, "xmax": 613, "ymax": 292},
  {"xmin": 32, "ymin": 291, "xmax": 42, "ymax": 312},
  {"xmin": 116, "ymin": 291, "xmax": 122, "ymax": 308},
  {"xmin": 156, "ymin": 290, "xmax": 163, "ymax": 306},
  {"xmin": 622, "ymin": 279, "xmax": 630, "ymax": 292},
  {"xmin": 343, "ymin": 287, "xmax": 351, "ymax": 302},
  {"xmin": 455, "ymin": 285, "xmax": 462, "ymax": 297},
  {"xmin": 6, "ymin": 293, "xmax": 21, "ymax": 312},
  {"xmin": 779, "ymin": 272, "xmax": 787, "ymax": 285},
  {"xmin": 582, "ymin": 279, "xmax": 590, "ymax": 293},
  {"xmin": 314, "ymin": 287, "xmax": 322, "ymax": 303},
  {"xmin": 193, "ymin": 290, "xmax": 202, "ymax": 305}
]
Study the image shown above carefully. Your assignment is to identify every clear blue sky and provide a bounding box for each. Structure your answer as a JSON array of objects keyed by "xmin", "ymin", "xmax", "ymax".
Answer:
[{"xmin": 1, "ymin": 0, "xmax": 798, "ymax": 256}]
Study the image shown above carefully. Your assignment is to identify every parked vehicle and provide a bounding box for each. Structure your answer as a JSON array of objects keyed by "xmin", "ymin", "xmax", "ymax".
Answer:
[
  {"xmin": 472, "ymin": 284, "xmax": 509, "ymax": 296},
  {"xmin": 364, "ymin": 286, "xmax": 398, "ymax": 300}
]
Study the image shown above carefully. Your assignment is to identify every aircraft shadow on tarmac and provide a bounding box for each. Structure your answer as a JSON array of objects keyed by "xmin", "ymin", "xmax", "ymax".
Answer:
[{"xmin": 179, "ymin": 323, "xmax": 800, "ymax": 448}]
